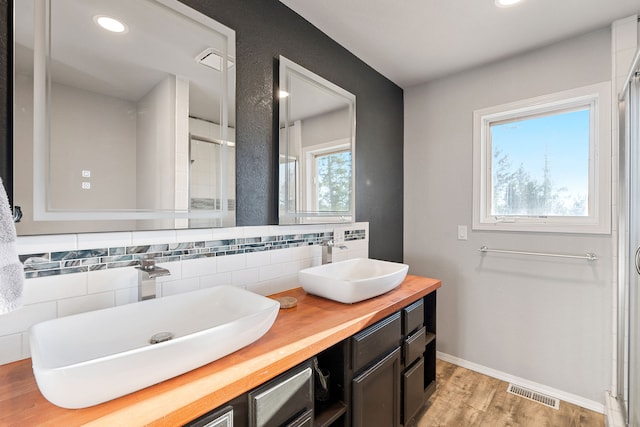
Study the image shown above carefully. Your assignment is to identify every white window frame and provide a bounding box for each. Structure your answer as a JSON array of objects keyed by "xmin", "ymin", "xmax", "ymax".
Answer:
[
  {"xmin": 301, "ymin": 139, "xmax": 351, "ymax": 212},
  {"xmin": 472, "ymin": 81, "xmax": 611, "ymax": 234}
]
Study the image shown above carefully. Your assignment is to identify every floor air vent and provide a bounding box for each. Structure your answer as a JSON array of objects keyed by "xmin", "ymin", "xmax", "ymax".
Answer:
[{"xmin": 507, "ymin": 384, "xmax": 560, "ymax": 409}]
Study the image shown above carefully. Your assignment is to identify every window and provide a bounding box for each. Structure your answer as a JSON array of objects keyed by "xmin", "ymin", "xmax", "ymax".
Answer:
[{"xmin": 472, "ymin": 82, "xmax": 611, "ymax": 233}]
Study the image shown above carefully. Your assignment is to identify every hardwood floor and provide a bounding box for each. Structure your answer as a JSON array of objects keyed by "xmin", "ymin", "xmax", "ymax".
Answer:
[{"xmin": 414, "ymin": 359, "xmax": 605, "ymax": 427}]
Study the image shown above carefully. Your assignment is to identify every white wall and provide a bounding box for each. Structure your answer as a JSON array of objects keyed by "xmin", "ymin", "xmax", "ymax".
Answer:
[
  {"xmin": 404, "ymin": 27, "xmax": 613, "ymax": 408},
  {"xmin": 14, "ymin": 75, "xmax": 138, "ymax": 234},
  {"xmin": 136, "ymin": 76, "xmax": 178, "ymax": 212},
  {"xmin": 301, "ymin": 107, "xmax": 351, "ymax": 147}
]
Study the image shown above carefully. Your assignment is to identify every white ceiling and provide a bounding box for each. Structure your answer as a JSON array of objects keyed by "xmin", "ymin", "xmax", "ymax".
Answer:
[{"xmin": 280, "ymin": 0, "xmax": 640, "ymax": 88}]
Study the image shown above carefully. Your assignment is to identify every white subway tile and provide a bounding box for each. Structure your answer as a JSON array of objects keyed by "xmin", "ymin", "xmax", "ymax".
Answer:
[
  {"xmin": 131, "ymin": 230, "xmax": 177, "ymax": 245},
  {"xmin": 199, "ymin": 272, "xmax": 233, "ymax": 288},
  {"xmin": 115, "ymin": 287, "xmax": 138, "ymax": 306},
  {"xmin": 212, "ymin": 227, "xmax": 245, "ymax": 240},
  {"xmin": 21, "ymin": 332, "xmax": 31, "ymax": 359},
  {"xmin": 282, "ymin": 259, "xmax": 312, "ymax": 276},
  {"xmin": 276, "ymin": 274, "xmax": 301, "ymax": 293},
  {"xmin": 245, "ymin": 281, "xmax": 276, "ymax": 296},
  {"xmin": 156, "ymin": 262, "xmax": 181, "ymax": 282},
  {"xmin": 88, "ymin": 267, "xmax": 138, "ymax": 294},
  {"xmin": 331, "ymin": 251, "xmax": 351, "ymax": 263},
  {"xmin": 176, "ymin": 228, "xmax": 214, "ymax": 243},
  {"xmin": 246, "ymin": 251, "xmax": 271, "ymax": 268},
  {"xmin": 259, "ymin": 264, "xmax": 283, "ymax": 282},
  {"xmin": 244, "ymin": 226, "xmax": 272, "ymax": 238},
  {"xmin": 217, "ymin": 253, "xmax": 246, "ymax": 272},
  {"xmin": 346, "ymin": 239, "xmax": 369, "ymax": 254},
  {"xmin": 291, "ymin": 245, "xmax": 316, "ymax": 261},
  {"xmin": 248, "ymin": 276, "xmax": 299, "ymax": 296},
  {"xmin": 268, "ymin": 274, "xmax": 300, "ymax": 293},
  {"xmin": 0, "ymin": 302, "xmax": 56, "ymax": 336},
  {"xmin": 231, "ymin": 268, "xmax": 259, "ymax": 287},
  {"xmin": 162, "ymin": 278, "xmax": 200, "ymax": 297},
  {"xmin": 77, "ymin": 232, "xmax": 132, "ymax": 250},
  {"xmin": 349, "ymin": 248, "xmax": 369, "ymax": 260},
  {"xmin": 57, "ymin": 292, "xmax": 115, "ymax": 317},
  {"xmin": 17, "ymin": 234, "xmax": 77, "ymax": 255},
  {"xmin": 0, "ymin": 334, "xmax": 23, "ymax": 364},
  {"xmin": 271, "ymin": 247, "xmax": 293, "ymax": 264},
  {"xmin": 23, "ymin": 274, "xmax": 88, "ymax": 305},
  {"xmin": 181, "ymin": 257, "xmax": 217, "ymax": 278}
]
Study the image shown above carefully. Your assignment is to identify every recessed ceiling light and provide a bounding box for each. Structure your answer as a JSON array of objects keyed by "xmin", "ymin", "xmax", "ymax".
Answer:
[
  {"xmin": 495, "ymin": 0, "xmax": 523, "ymax": 7},
  {"xmin": 93, "ymin": 15, "xmax": 127, "ymax": 33}
]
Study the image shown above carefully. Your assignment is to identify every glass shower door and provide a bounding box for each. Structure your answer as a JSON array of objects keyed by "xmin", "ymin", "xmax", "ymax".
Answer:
[{"xmin": 628, "ymin": 74, "xmax": 640, "ymax": 427}]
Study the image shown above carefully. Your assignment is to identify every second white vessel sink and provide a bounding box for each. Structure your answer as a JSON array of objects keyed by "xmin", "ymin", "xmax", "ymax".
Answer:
[
  {"xmin": 30, "ymin": 285, "xmax": 280, "ymax": 409},
  {"xmin": 299, "ymin": 258, "xmax": 409, "ymax": 304}
]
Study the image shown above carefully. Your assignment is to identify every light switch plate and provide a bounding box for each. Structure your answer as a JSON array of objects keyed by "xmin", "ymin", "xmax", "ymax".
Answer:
[
  {"xmin": 457, "ymin": 225, "xmax": 468, "ymax": 240},
  {"xmin": 333, "ymin": 227, "xmax": 345, "ymax": 244}
]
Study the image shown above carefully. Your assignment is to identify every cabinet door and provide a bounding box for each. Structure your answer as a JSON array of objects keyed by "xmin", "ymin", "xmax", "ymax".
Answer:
[
  {"xmin": 403, "ymin": 357, "xmax": 425, "ymax": 425},
  {"xmin": 352, "ymin": 347, "xmax": 401, "ymax": 427}
]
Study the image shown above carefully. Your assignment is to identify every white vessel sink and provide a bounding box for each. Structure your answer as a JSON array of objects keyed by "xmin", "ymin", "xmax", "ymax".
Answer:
[
  {"xmin": 299, "ymin": 258, "xmax": 409, "ymax": 304},
  {"xmin": 30, "ymin": 285, "xmax": 280, "ymax": 409}
]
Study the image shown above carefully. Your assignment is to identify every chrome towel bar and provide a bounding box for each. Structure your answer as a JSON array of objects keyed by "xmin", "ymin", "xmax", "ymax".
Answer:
[{"xmin": 479, "ymin": 246, "xmax": 598, "ymax": 261}]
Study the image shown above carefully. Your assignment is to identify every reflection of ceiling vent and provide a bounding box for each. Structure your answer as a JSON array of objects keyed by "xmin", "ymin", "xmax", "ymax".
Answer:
[{"xmin": 195, "ymin": 48, "xmax": 234, "ymax": 71}]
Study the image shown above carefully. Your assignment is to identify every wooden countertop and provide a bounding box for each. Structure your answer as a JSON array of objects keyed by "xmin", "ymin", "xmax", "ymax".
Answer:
[{"xmin": 0, "ymin": 275, "xmax": 440, "ymax": 426}]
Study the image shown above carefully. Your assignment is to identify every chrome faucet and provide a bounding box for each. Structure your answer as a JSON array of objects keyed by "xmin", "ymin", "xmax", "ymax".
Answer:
[
  {"xmin": 135, "ymin": 258, "xmax": 171, "ymax": 301},
  {"xmin": 322, "ymin": 239, "xmax": 348, "ymax": 264}
]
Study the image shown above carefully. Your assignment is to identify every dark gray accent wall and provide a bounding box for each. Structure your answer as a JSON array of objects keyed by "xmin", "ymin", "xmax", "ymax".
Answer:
[
  {"xmin": 0, "ymin": 0, "xmax": 10, "ymax": 204},
  {"xmin": 0, "ymin": 0, "xmax": 404, "ymax": 263}
]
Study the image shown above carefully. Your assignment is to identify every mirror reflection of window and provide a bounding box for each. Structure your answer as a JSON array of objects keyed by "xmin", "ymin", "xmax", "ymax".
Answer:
[
  {"xmin": 313, "ymin": 149, "xmax": 352, "ymax": 212},
  {"xmin": 302, "ymin": 140, "xmax": 351, "ymax": 213},
  {"xmin": 278, "ymin": 56, "xmax": 355, "ymax": 224}
]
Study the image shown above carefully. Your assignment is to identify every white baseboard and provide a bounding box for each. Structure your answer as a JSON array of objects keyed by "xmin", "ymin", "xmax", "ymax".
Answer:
[{"xmin": 436, "ymin": 351, "xmax": 605, "ymax": 414}]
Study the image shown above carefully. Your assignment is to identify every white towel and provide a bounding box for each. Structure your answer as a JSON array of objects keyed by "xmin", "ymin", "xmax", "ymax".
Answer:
[{"xmin": 0, "ymin": 178, "xmax": 23, "ymax": 314}]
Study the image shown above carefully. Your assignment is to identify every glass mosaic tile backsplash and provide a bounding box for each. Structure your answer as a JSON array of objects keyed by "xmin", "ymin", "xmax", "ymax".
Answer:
[{"xmin": 21, "ymin": 229, "xmax": 367, "ymax": 278}]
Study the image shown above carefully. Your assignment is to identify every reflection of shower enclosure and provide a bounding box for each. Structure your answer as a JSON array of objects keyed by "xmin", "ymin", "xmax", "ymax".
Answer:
[
  {"xmin": 190, "ymin": 138, "xmax": 222, "ymax": 210},
  {"xmin": 279, "ymin": 155, "xmax": 298, "ymax": 213},
  {"xmin": 189, "ymin": 136, "xmax": 235, "ymax": 214},
  {"xmin": 618, "ymin": 48, "xmax": 640, "ymax": 427}
]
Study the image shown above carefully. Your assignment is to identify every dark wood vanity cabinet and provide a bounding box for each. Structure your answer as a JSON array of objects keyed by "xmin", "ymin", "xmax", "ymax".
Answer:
[
  {"xmin": 186, "ymin": 292, "xmax": 437, "ymax": 427},
  {"xmin": 314, "ymin": 292, "xmax": 437, "ymax": 427}
]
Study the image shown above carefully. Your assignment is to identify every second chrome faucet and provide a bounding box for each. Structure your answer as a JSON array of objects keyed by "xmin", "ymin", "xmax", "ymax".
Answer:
[
  {"xmin": 135, "ymin": 258, "xmax": 171, "ymax": 301},
  {"xmin": 321, "ymin": 239, "xmax": 348, "ymax": 264}
]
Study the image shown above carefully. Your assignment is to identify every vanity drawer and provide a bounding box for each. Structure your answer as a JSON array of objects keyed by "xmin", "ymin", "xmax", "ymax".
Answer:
[
  {"xmin": 248, "ymin": 362, "xmax": 313, "ymax": 427},
  {"xmin": 403, "ymin": 326, "xmax": 426, "ymax": 366},
  {"xmin": 351, "ymin": 312, "xmax": 401, "ymax": 373},
  {"xmin": 403, "ymin": 357, "xmax": 425, "ymax": 425},
  {"xmin": 402, "ymin": 299, "xmax": 424, "ymax": 336}
]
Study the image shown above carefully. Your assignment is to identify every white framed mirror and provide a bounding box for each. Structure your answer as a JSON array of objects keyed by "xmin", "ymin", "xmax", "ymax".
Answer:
[
  {"xmin": 278, "ymin": 56, "xmax": 355, "ymax": 224},
  {"xmin": 13, "ymin": 0, "xmax": 236, "ymax": 235}
]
